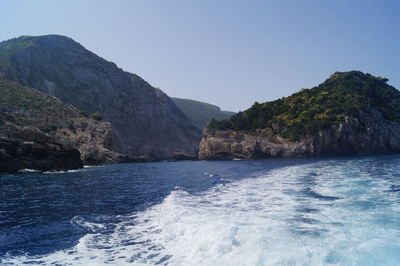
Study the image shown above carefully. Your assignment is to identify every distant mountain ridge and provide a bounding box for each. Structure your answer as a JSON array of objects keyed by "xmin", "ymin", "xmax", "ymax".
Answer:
[
  {"xmin": 200, "ymin": 71, "xmax": 400, "ymax": 160},
  {"xmin": 171, "ymin": 97, "xmax": 235, "ymax": 131},
  {"xmin": 0, "ymin": 35, "xmax": 201, "ymax": 159}
]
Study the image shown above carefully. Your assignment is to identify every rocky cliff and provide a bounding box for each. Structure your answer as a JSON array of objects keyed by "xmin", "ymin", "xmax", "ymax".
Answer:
[
  {"xmin": 0, "ymin": 79, "xmax": 131, "ymax": 172},
  {"xmin": 0, "ymin": 35, "xmax": 201, "ymax": 159},
  {"xmin": 200, "ymin": 71, "xmax": 400, "ymax": 160},
  {"xmin": 0, "ymin": 130, "xmax": 83, "ymax": 173}
]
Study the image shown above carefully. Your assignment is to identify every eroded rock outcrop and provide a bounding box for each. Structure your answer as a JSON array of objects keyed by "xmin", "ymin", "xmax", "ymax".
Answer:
[
  {"xmin": 0, "ymin": 79, "xmax": 131, "ymax": 172},
  {"xmin": 0, "ymin": 132, "xmax": 82, "ymax": 173}
]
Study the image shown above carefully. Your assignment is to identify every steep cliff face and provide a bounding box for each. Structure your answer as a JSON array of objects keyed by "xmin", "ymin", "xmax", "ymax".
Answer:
[
  {"xmin": 200, "ymin": 109, "xmax": 400, "ymax": 160},
  {"xmin": 200, "ymin": 71, "xmax": 400, "ymax": 160},
  {"xmin": 0, "ymin": 79, "xmax": 129, "ymax": 171},
  {"xmin": 0, "ymin": 35, "xmax": 201, "ymax": 159}
]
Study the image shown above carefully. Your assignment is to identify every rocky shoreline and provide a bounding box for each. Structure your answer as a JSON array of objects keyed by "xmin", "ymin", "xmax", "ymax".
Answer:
[
  {"xmin": 199, "ymin": 108, "xmax": 400, "ymax": 160},
  {"xmin": 0, "ymin": 136, "xmax": 83, "ymax": 173},
  {"xmin": 0, "ymin": 80, "xmax": 158, "ymax": 173}
]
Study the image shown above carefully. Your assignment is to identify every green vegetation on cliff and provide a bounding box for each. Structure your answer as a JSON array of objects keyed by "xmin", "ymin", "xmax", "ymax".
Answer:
[
  {"xmin": 0, "ymin": 79, "xmax": 129, "ymax": 165},
  {"xmin": 208, "ymin": 71, "xmax": 400, "ymax": 140},
  {"xmin": 0, "ymin": 36, "xmax": 37, "ymax": 58},
  {"xmin": 0, "ymin": 79, "xmax": 80, "ymax": 135}
]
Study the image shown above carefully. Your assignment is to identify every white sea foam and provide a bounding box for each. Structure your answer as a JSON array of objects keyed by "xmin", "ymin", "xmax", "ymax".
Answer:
[
  {"xmin": 3, "ymin": 160, "xmax": 400, "ymax": 265},
  {"xmin": 43, "ymin": 168, "xmax": 85, "ymax": 174},
  {"xmin": 17, "ymin": 168, "xmax": 41, "ymax": 173}
]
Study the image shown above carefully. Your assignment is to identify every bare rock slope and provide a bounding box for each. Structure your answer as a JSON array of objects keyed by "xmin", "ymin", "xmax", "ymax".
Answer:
[{"xmin": 0, "ymin": 35, "xmax": 201, "ymax": 159}]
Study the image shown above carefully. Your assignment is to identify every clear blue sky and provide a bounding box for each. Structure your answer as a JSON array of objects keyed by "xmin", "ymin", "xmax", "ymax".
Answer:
[{"xmin": 1, "ymin": 0, "xmax": 399, "ymax": 111}]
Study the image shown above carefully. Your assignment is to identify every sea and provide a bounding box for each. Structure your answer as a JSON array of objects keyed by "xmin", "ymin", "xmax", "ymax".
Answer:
[{"xmin": 1, "ymin": 155, "xmax": 400, "ymax": 265}]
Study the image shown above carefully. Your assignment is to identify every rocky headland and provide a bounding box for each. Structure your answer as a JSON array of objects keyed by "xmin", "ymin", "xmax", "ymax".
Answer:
[{"xmin": 199, "ymin": 71, "xmax": 400, "ymax": 160}]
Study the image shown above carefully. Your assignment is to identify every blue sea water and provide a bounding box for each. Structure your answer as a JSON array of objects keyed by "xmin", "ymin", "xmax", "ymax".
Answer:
[{"xmin": 0, "ymin": 155, "xmax": 400, "ymax": 265}]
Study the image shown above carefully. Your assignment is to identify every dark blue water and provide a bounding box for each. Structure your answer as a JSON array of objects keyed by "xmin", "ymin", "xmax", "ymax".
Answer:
[{"xmin": 1, "ymin": 156, "xmax": 400, "ymax": 265}]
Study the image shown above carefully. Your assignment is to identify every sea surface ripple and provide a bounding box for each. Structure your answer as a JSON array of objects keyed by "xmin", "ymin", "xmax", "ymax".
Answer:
[{"xmin": 1, "ymin": 156, "xmax": 400, "ymax": 265}]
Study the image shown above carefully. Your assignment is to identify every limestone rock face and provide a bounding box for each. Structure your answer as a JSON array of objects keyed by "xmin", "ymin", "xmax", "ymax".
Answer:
[
  {"xmin": 199, "ymin": 108, "xmax": 400, "ymax": 160},
  {"xmin": 0, "ymin": 35, "xmax": 201, "ymax": 159}
]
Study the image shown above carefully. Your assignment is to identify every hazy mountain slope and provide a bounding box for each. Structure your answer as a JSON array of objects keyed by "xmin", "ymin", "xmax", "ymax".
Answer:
[
  {"xmin": 171, "ymin": 97, "xmax": 235, "ymax": 131},
  {"xmin": 0, "ymin": 35, "xmax": 201, "ymax": 159},
  {"xmin": 200, "ymin": 71, "xmax": 400, "ymax": 159}
]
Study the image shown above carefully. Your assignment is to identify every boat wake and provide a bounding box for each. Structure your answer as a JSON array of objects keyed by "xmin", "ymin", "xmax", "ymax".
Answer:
[{"xmin": 2, "ymin": 159, "xmax": 400, "ymax": 265}]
